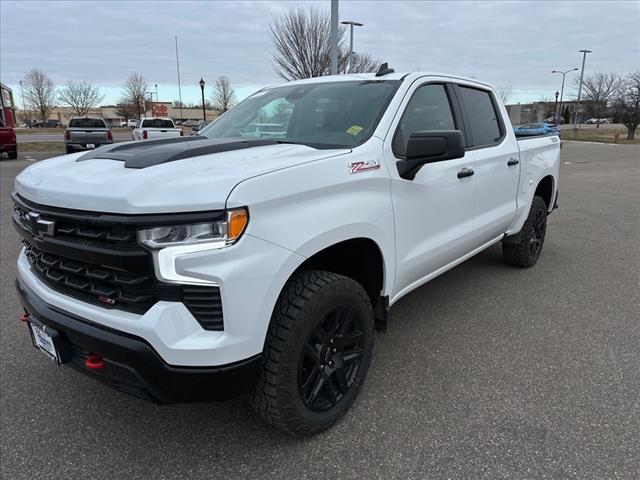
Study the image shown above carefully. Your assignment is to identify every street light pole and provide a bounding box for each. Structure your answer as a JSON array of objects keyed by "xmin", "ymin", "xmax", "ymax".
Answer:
[
  {"xmin": 340, "ymin": 20, "xmax": 363, "ymax": 73},
  {"xmin": 19, "ymin": 80, "xmax": 27, "ymax": 125},
  {"xmin": 199, "ymin": 78, "xmax": 206, "ymax": 122},
  {"xmin": 553, "ymin": 91, "xmax": 559, "ymax": 121},
  {"xmin": 574, "ymin": 49, "xmax": 592, "ymax": 128},
  {"xmin": 155, "ymin": 84, "xmax": 158, "ymax": 103},
  {"xmin": 330, "ymin": 0, "xmax": 339, "ymax": 75},
  {"xmin": 552, "ymin": 68, "xmax": 578, "ymax": 125}
]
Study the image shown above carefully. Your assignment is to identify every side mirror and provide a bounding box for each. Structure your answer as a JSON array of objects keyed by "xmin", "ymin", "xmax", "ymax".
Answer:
[{"xmin": 397, "ymin": 130, "xmax": 465, "ymax": 180}]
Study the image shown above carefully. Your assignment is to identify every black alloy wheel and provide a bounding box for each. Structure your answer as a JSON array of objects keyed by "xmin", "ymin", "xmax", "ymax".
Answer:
[
  {"xmin": 298, "ymin": 305, "xmax": 365, "ymax": 412},
  {"xmin": 529, "ymin": 207, "xmax": 547, "ymax": 257}
]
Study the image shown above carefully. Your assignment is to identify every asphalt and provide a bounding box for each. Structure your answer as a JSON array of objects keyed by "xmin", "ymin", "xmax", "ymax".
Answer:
[{"xmin": 1, "ymin": 143, "xmax": 639, "ymax": 479}]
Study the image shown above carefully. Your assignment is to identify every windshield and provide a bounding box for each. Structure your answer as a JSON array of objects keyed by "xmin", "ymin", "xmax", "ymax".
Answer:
[
  {"xmin": 69, "ymin": 118, "xmax": 106, "ymax": 128},
  {"xmin": 200, "ymin": 80, "xmax": 400, "ymax": 149},
  {"xmin": 142, "ymin": 119, "xmax": 175, "ymax": 128}
]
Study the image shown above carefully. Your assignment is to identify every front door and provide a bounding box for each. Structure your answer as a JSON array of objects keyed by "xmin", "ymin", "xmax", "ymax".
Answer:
[{"xmin": 384, "ymin": 81, "xmax": 476, "ymax": 300}]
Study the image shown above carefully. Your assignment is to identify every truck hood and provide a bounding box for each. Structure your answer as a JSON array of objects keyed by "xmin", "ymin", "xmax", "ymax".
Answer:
[{"xmin": 15, "ymin": 139, "xmax": 349, "ymax": 213}]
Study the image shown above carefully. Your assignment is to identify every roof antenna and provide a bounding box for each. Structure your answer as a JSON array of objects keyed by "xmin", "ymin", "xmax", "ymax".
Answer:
[{"xmin": 375, "ymin": 62, "xmax": 395, "ymax": 77}]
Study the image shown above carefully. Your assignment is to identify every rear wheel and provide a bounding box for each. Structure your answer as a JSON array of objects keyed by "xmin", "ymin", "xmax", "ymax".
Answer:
[
  {"xmin": 8, "ymin": 150, "xmax": 17, "ymax": 159},
  {"xmin": 65, "ymin": 147, "xmax": 74, "ymax": 154},
  {"xmin": 502, "ymin": 195, "xmax": 548, "ymax": 267},
  {"xmin": 251, "ymin": 270, "xmax": 374, "ymax": 436}
]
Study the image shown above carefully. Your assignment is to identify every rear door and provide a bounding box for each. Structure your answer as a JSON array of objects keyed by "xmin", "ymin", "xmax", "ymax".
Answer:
[
  {"xmin": 385, "ymin": 80, "xmax": 476, "ymax": 299},
  {"xmin": 453, "ymin": 83, "xmax": 520, "ymax": 245}
]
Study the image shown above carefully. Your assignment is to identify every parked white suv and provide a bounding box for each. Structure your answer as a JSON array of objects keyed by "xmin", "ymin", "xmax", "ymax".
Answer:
[{"xmin": 14, "ymin": 68, "xmax": 559, "ymax": 435}]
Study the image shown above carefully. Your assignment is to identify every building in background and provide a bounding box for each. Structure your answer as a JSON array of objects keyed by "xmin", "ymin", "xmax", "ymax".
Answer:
[{"xmin": 16, "ymin": 102, "xmax": 219, "ymax": 127}]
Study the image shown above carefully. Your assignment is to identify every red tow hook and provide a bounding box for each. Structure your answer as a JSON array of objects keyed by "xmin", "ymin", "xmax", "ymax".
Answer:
[
  {"xmin": 20, "ymin": 312, "xmax": 30, "ymax": 322},
  {"xmin": 85, "ymin": 354, "xmax": 105, "ymax": 371}
]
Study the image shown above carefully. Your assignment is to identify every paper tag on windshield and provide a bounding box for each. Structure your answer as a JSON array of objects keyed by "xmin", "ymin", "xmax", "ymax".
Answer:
[{"xmin": 346, "ymin": 125, "xmax": 363, "ymax": 136}]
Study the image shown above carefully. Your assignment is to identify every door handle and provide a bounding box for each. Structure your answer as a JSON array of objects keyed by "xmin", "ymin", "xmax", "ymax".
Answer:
[
  {"xmin": 457, "ymin": 168, "xmax": 474, "ymax": 179},
  {"xmin": 507, "ymin": 158, "xmax": 519, "ymax": 166}
]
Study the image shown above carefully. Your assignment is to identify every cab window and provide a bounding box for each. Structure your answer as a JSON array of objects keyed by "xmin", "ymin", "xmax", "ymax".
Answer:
[{"xmin": 393, "ymin": 83, "xmax": 456, "ymax": 157}]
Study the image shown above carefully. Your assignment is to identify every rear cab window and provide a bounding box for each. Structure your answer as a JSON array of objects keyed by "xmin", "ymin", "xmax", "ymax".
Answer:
[
  {"xmin": 142, "ymin": 119, "xmax": 175, "ymax": 128},
  {"xmin": 69, "ymin": 118, "xmax": 106, "ymax": 128}
]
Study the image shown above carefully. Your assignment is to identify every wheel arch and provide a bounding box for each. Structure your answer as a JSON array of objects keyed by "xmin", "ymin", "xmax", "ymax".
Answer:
[
  {"xmin": 534, "ymin": 174, "xmax": 555, "ymax": 211},
  {"xmin": 290, "ymin": 236, "xmax": 389, "ymax": 331}
]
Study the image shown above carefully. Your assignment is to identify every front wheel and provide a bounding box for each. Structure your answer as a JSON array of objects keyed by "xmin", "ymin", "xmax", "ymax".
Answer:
[
  {"xmin": 502, "ymin": 195, "xmax": 548, "ymax": 267},
  {"xmin": 251, "ymin": 270, "xmax": 374, "ymax": 436}
]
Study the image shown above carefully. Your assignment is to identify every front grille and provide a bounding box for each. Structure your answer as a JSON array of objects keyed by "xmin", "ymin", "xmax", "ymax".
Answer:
[
  {"xmin": 25, "ymin": 244, "xmax": 165, "ymax": 313},
  {"xmin": 13, "ymin": 193, "xmax": 224, "ymax": 330}
]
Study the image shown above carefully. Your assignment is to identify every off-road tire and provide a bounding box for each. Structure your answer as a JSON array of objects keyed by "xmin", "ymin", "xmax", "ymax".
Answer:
[
  {"xmin": 502, "ymin": 195, "xmax": 548, "ymax": 267},
  {"xmin": 251, "ymin": 270, "xmax": 375, "ymax": 436}
]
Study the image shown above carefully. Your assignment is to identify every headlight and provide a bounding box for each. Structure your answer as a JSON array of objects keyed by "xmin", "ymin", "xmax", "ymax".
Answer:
[
  {"xmin": 138, "ymin": 208, "xmax": 249, "ymax": 249},
  {"xmin": 137, "ymin": 208, "xmax": 249, "ymax": 285}
]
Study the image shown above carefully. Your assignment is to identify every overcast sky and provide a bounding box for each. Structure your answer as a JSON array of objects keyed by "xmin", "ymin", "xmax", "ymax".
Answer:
[{"xmin": 1, "ymin": 0, "xmax": 639, "ymax": 106}]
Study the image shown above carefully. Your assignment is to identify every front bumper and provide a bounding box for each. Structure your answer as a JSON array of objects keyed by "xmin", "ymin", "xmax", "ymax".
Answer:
[
  {"xmin": 17, "ymin": 230, "xmax": 304, "ymax": 367},
  {"xmin": 66, "ymin": 141, "xmax": 113, "ymax": 151},
  {"xmin": 17, "ymin": 278, "xmax": 260, "ymax": 403},
  {"xmin": 1, "ymin": 142, "xmax": 17, "ymax": 152}
]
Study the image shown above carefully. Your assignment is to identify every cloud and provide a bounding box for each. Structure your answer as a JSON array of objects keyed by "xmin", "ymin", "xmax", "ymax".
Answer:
[{"xmin": 2, "ymin": 0, "xmax": 638, "ymax": 104}]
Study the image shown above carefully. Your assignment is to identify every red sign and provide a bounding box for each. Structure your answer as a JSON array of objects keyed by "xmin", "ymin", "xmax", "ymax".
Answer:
[{"xmin": 151, "ymin": 104, "xmax": 168, "ymax": 117}]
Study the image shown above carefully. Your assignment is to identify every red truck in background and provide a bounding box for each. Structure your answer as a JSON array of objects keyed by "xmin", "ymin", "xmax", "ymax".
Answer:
[{"xmin": 1, "ymin": 82, "xmax": 18, "ymax": 159}]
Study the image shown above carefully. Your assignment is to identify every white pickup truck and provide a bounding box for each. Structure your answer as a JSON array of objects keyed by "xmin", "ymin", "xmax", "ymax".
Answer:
[
  {"xmin": 132, "ymin": 117, "xmax": 183, "ymax": 141},
  {"xmin": 13, "ymin": 68, "xmax": 559, "ymax": 436}
]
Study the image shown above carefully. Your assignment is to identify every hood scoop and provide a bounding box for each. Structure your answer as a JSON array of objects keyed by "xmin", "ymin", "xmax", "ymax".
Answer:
[{"xmin": 77, "ymin": 136, "xmax": 281, "ymax": 169}]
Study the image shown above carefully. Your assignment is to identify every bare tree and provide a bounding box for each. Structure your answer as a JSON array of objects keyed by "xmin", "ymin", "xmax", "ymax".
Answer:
[
  {"xmin": 22, "ymin": 68, "xmax": 56, "ymax": 122},
  {"xmin": 270, "ymin": 7, "xmax": 381, "ymax": 80},
  {"xmin": 115, "ymin": 100, "xmax": 136, "ymax": 122},
  {"xmin": 574, "ymin": 72, "xmax": 624, "ymax": 127},
  {"xmin": 18, "ymin": 108, "xmax": 34, "ymax": 126},
  {"xmin": 613, "ymin": 71, "xmax": 640, "ymax": 140},
  {"xmin": 122, "ymin": 73, "xmax": 149, "ymax": 118},
  {"xmin": 271, "ymin": 8, "xmax": 338, "ymax": 80},
  {"xmin": 211, "ymin": 76, "xmax": 236, "ymax": 112},
  {"xmin": 497, "ymin": 85, "xmax": 513, "ymax": 105},
  {"xmin": 340, "ymin": 52, "xmax": 379, "ymax": 74},
  {"xmin": 57, "ymin": 81, "xmax": 104, "ymax": 117}
]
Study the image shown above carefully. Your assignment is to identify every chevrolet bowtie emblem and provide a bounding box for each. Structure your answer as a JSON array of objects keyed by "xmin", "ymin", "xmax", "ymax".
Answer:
[{"xmin": 27, "ymin": 212, "xmax": 55, "ymax": 237}]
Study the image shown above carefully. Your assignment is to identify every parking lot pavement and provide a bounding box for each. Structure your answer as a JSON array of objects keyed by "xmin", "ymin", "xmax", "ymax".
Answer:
[{"xmin": 1, "ymin": 144, "xmax": 639, "ymax": 479}]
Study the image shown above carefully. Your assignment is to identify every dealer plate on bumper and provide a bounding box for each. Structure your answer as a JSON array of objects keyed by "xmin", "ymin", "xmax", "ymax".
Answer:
[{"xmin": 28, "ymin": 321, "xmax": 60, "ymax": 364}]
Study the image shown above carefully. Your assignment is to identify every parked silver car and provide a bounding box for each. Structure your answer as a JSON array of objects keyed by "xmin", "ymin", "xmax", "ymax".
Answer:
[{"xmin": 64, "ymin": 117, "xmax": 113, "ymax": 154}]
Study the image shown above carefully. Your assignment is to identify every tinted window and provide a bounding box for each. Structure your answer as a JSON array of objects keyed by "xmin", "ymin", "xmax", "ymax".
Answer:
[
  {"xmin": 201, "ymin": 80, "xmax": 400, "ymax": 149},
  {"xmin": 142, "ymin": 119, "xmax": 175, "ymax": 128},
  {"xmin": 458, "ymin": 86, "xmax": 502, "ymax": 147},
  {"xmin": 393, "ymin": 84, "xmax": 455, "ymax": 157},
  {"xmin": 69, "ymin": 118, "xmax": 106, "ymax": 128}
]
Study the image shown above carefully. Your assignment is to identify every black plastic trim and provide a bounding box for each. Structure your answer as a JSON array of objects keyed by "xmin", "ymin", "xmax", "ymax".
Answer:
[{"xmin": 17, "ymin": 279, "xmax": 258, "ymax": 403}]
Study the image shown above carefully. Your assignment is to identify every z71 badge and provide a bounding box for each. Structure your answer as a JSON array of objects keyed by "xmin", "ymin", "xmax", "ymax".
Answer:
[{"xmin": 349, "ymin": 160, "xmax": 380, "ymax": 174}]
